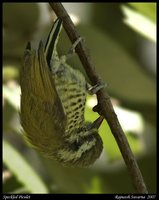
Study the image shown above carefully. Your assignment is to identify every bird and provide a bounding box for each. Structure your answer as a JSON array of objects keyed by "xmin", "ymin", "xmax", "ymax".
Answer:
[{"xmin": 20, "ymin": 18, "xmax": 103, "ymax": 167}]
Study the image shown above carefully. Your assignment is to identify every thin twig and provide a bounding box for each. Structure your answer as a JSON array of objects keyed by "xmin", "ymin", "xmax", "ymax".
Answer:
[{"xmin": 49, "ymin": 2, "xmax": 148, "ymax": 194}]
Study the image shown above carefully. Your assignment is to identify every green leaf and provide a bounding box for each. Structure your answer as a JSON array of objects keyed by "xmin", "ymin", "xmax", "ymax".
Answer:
[
  {"xmin": 3, "ymin": 84, "xmax": 20, "ymax": 110},
  {"xmin": 121, "ymin": 5, "xmax": 156, "ymax": 42},
  {"xmin": 84, "ymin": 176, "xmax": 102, "ymax": 193},
  {"xmin": 128, "ymin": 3, "xmax": 156, "ymax": 22},
  {"xmin": 3, "ymin": 66, "xmax": 19, "ymax": 81},
  {"xmin": 3, "ymin": 139, "xmax": 49, "ymax": 193}
]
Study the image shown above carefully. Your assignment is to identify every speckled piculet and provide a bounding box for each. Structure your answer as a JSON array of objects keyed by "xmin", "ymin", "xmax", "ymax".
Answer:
[{"xmin": 20, "ymin": 18, "xmax": 103, "ymax": 167}]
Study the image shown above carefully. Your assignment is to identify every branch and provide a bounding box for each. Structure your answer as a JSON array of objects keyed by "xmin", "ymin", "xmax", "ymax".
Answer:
[{"xmin": 49, "ymin": 2, "xmax": 148, "ymax": 194}]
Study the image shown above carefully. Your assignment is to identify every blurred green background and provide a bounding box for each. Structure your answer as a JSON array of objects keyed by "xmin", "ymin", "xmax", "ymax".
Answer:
[{"xmin": 3, "ymin": 3, "xmax": 156, "ymax": 193}]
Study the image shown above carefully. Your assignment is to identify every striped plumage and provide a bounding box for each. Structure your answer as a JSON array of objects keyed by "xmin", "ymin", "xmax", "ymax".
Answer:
[{"xmin": 20, "ymin": 18, "xmax": 103, "ymax": 167}]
